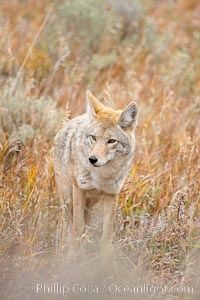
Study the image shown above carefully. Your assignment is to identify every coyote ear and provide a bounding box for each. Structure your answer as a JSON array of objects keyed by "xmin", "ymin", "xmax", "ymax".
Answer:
[
  {"xmin": 117, "ymin": 102, "xmax": 138, "ymax": 129},
  {"xmin": 86, "ymin": 90, "xmax": 105, "ymax": 118}
]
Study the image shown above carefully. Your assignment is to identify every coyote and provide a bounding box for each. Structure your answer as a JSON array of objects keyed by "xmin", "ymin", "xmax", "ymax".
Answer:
[{"xmin": 53, "ymin": 90, "xmax": 138, "ymax": 257}]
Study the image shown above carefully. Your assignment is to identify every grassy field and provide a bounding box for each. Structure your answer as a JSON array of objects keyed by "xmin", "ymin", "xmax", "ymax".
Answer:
[{"xmin": 0, "ymin": 1, "xmax": 200, "ymax": 299}]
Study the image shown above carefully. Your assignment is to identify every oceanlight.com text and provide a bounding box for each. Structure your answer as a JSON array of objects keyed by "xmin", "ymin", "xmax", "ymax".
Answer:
[{"xmin": 34, "ymin": 282, "xmax": 194, "ymax": 296}]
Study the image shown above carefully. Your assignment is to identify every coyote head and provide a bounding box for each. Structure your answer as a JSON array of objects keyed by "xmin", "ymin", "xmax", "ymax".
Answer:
[{"xmin": 84, "ymin": 90, "xmax": 138, "ymax": 167}]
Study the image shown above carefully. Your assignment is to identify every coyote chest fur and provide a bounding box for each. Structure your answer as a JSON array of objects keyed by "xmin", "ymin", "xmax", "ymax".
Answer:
[{"xmin": 53, "ymin": 90, "xmax": 138, "ymax": 257}]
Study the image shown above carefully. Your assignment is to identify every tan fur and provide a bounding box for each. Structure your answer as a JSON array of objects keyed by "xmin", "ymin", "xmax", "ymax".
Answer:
[
  {"xmin": 87, "ymin": 90, "xmax": 122, "ymax": 124},
  {"xmin": 95, "ymin": 108, "xmax": 122, "ymax": 124},
  {"xmin": 53, "ymin": 90, "xmax": 138, "ymax": 258}
]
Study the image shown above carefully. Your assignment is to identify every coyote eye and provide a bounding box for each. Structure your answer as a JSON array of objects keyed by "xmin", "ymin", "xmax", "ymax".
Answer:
[
  {"xmin": 90, "ymin": 135, "xmax": 96, "ymax": 141},
  {"xmin": 108, "ymin": 139, "xmax": 116, "ymax": 144}
]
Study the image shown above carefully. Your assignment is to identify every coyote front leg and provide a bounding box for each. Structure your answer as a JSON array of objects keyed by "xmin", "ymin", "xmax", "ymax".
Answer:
[
  {"xmin": 84, "ymin": 197, "xmax": 99, "ymax": 226},
  {"xmin": 101, "ymin": 193, "xmax": 118, "ymax": 254},
  {"xmin": 69, "ymin": 185, "xmax": 86, "ymax": 257}
]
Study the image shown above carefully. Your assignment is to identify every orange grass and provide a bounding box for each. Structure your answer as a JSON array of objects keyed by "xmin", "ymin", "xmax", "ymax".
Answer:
[{"xmin": 0, "ymin": 0, "xmax": 200, "ymax": 296}]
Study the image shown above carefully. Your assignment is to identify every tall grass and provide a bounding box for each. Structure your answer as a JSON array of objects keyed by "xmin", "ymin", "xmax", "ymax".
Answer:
[{"xmin": 0, "ymin": 0, "xmax": 199, "ymax": 299}]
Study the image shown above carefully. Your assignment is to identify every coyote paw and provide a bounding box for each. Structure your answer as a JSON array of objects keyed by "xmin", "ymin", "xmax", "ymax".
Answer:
[{"xmin": 77, "ymin": 173, "xmax": 93, "ymax": 190}]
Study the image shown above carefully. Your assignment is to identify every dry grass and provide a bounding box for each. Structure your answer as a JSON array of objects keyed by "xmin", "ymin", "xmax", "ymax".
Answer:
[{"xmin": 0, "ymin": 0, "xmax": 200, "ymax": 299}]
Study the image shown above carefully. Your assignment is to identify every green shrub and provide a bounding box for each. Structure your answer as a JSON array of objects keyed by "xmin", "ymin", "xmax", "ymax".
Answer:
[{"xmin": 0, "ymin": 78, "xmax": 64, "ymax": 145}]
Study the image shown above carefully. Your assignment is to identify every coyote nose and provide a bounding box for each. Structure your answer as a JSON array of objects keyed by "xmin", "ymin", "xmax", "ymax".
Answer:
[{"xmin": 89, "ymin": 156, "xmax": 98, "ymax": 165}]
